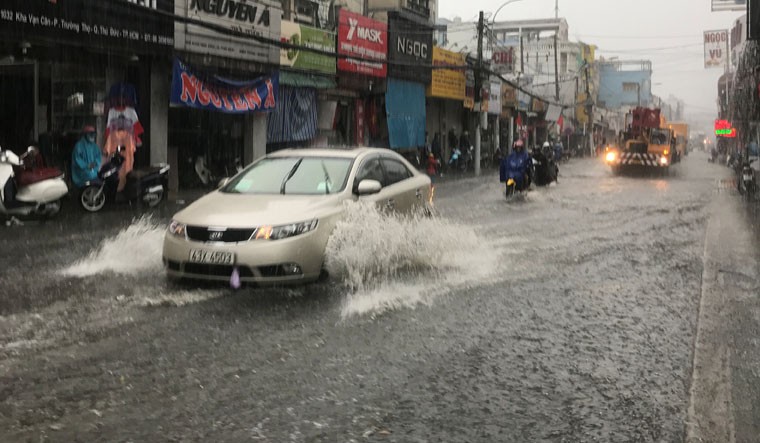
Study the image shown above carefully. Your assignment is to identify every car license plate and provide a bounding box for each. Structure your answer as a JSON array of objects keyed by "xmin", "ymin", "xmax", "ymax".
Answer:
[{"xmin": 189, "ymin": 249, "xmax": 235, "ymax": 265}]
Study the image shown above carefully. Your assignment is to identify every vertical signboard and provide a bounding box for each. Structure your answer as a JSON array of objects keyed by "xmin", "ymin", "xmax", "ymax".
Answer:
[
  {"xmin": 750, "ymin": 0, "xmax": 760, "ymax": 40},
  {"xmin": 387, "ymin": 12, "xmax": 433, "ymax": 83},
  {"xmin": 488, "ymin": 80, "xmax": 502, "ymax": 115},
  {"xmin": 174, "ymin": 0, "xmax": 282, "ymax": 64},
  {"xmin": 704, "ymin": 29, "xmax": 729, "ymax": 69},
  {"xmin": 337, "ymin": 9, "xmax": 387, "ymax": 77}
]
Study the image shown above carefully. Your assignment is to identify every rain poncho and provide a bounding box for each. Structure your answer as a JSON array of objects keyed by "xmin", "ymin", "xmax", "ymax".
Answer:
[{"xmin": 71, "ymin": 136, "xmax": 102, "ymax": 188}]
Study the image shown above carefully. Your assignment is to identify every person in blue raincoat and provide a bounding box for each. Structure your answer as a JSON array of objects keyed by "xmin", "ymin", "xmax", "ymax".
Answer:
[
  {"xmin": 500, "ymin": 139, "xmax": 532, "ymax": 190},
  {"xmin": 71, "ymin": 125, "xmax": 102, "ymax": 188}
]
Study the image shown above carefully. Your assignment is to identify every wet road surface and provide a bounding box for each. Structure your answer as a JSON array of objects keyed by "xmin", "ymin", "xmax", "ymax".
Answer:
[{"xmin": 1, "ymin": 152, "xmax": 758, "ymax": 442}]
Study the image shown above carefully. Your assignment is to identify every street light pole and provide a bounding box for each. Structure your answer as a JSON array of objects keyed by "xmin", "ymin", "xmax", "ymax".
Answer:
[{"xmin": 475, "ymin": 11, "xmax": 484, "ymax": 176}]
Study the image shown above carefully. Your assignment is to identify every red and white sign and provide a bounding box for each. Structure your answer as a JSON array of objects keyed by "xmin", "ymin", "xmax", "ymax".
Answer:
[{"xmin": 337, "ymin": 10, "xmax": 387, "ymax": 77}]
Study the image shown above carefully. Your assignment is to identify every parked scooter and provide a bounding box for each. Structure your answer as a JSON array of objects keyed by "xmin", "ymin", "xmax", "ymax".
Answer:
[
  {"xmin": 0, "ymin": 146, "xmax": 68, "ymax": 218},
  {"xmin": 78, "ymin": 146, "xmax": 170, "ymax": 212}
]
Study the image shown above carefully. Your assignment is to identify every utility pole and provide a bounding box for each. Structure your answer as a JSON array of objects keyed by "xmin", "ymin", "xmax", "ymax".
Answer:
[
  {"xmin": 555, "ymin": 0, "xmax": 559, "ymax": 19},
  {"xmin": 475, "ymin": 10, "xmax": 484, "ymax": 176},
  {"xmin": 554, "ymin": 33, "xmax": 560, "ymax": 101}
]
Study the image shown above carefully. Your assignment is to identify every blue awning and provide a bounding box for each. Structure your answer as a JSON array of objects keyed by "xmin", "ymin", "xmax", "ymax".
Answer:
[{"xmin": 386, "ymin": 78, "xmax": 426, "ymax": 149}]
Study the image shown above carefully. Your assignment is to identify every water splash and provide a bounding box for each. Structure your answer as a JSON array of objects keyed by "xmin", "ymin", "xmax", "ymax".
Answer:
[
  {"xmin": 60, "ymin": 215, "xmax": 165, "ymax": 277},
  {"xmin": 326, "ymin": 202, "xmax": 499, "ymax": 318},
  {"xmin": 136, "ymin": 289, "xmax": 227, "ymax": 307}
]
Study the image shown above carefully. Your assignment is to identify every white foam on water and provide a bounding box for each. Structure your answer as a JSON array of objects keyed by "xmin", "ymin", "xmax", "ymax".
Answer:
[
  {"xmin": 60, "ymin": 215, "xmax": 165, "ymax": 277},
  {"xmin": 136, "ymin": 289, "xmax": 227, "ymax": 307},
  {"xmin": 326, "ymin": 202, "xmax": 500, "ymax": 318}
]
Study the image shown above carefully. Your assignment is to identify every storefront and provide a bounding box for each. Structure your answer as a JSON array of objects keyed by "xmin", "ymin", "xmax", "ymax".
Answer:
[
  {"xmin": 270, "ymin": 19, "xmax": 337, "ymax": 150},
  {"xmin": 426, "ymin": 46, "xmax": 466, "ymax": 161},
  {"xmin": 386, "ymin": 12, "xmax": 432, "ymax": 152},
  {"xmin": 0, "ymin": 0, "xmax": 173, "ymax": 178},
  {"xmin": 332, "ymin": 9, "xmax": 388, "ymax": 148},
  {"xmin": 171, "ymin": 0, "xmax": 281, "ymax": 189}
]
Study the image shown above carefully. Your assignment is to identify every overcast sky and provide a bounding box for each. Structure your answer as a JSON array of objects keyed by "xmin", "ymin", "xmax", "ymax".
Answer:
[{"xmin": 439, "ymin": 0, "xmax": 744, "ymax": 129}]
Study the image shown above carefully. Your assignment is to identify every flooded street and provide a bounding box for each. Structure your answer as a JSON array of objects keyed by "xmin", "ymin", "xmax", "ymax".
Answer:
[{"xmin": 1, "ymin": 152, "xmax": 757, "ymax": 442}]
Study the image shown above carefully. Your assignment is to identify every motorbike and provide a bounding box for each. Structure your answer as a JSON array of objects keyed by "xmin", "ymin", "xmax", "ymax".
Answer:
[
  {"xmin": 78, "ymin": 146, "xmax": 170, "ymax": 212},
  {"xmin": 0, "ymin": 146, "xmax": 68, "ymax": 218},
  {"xmin": 448, "ymin": 147, "xmax": 474, "ymax": 172},
  {"xmin": 709, "ymin": 148, "xmax": 718, "ymax": 163},
  {"xmin": 500, "ymin": 151, "xmax": 533, "ymax": 198},
  {"xmin": 739, "ymin": 159, "xmax": 757, "ymax": 200},
  {"xmin": 532, "ymin": 148, "xmax": 559, "ymax": 187}
]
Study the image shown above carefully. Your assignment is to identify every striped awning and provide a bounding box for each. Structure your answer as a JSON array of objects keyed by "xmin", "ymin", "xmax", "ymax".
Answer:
[{"xmin": 267, "ymin": 86, "xmax": 318, "ymax": 144}]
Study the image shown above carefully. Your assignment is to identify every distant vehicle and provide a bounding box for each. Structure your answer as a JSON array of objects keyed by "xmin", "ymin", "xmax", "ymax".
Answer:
[
  {"xmin": 605, "ymin": 107, "xmax": 680, "ymax": 175},
  {"xmin": 163, "ymin": 147, "xmax": 434, "ymax": 284},
  {"xmin": 668, "ymin": 122, "xmax": 689, "ymax": 156}
]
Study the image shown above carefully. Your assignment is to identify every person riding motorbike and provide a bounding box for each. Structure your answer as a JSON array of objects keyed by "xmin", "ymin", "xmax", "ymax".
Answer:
[
  {"xmin": 533, "ymin": 143, "xmax": 556, "ymax": 186},
  {"xmin": 500, "ymin": 139, "xmax": 532, "ymax": 193},
  {"xmin": 71, "ymin": 125, "xmax": 102, "ymax": 188}
]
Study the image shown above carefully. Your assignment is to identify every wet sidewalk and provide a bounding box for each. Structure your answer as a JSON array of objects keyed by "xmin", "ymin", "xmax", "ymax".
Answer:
[{"xmin": 686, "ymin": 193, "xmax": 760, "ymax": 443}]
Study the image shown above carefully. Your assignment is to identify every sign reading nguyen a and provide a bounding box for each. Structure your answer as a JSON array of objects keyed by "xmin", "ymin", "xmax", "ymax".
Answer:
[
  {"xmin": 427, "ymin": 47, "xmax": 465, "ymax": 100},
  {"xmin": 704, "ymin": 29, "xmax": 729, "ymax": 69}
]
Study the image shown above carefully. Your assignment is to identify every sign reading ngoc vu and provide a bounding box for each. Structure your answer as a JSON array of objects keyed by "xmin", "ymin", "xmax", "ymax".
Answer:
[
  {"xmin": 174, "ymin": 0, "xmax": 282, "ymax": 64},
  {"xmin": 704, "ymin": 30, "xmax": 729, "ymax": 69}
]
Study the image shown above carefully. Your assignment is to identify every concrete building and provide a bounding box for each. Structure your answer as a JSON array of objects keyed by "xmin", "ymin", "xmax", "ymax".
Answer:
[{"xmin": 597, "ymin": 59, "xmax": 653, "ymax": 109}]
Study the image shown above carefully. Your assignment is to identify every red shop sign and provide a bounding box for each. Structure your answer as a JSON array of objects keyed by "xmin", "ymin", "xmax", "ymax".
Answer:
[{"xmin": 337, "ymin": 10, "xmax": 387, "ymax": 78}]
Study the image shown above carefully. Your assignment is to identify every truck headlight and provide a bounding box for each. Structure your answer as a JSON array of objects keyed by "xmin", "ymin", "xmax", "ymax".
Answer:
[
  {"xmin": 254, "ymin": 220, "xmax": 318, "ymax": 240},
  {"xmin": 168, "ymin": 220, "xmax": 187, "ymax": 237}
]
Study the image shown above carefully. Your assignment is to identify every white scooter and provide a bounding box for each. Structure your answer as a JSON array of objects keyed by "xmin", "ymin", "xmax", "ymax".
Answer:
[{"xmin": 0, "ymin": 146, "xmax": 68, "ymax": 218}]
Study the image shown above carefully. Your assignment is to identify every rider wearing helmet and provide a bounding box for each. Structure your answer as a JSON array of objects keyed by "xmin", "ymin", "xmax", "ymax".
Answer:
[{"xmin": 71, "ymin": 125, "xmax": 102, "ymax": 188}]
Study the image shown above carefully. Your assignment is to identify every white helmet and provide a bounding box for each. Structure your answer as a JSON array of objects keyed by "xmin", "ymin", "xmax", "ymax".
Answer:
[{"xmin": 542, "ymin": 142, "xmax": 551, "ymax": 148}]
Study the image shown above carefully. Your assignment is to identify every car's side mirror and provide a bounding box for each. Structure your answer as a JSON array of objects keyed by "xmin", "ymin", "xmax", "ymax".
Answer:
[
  {"xmin": 218, "ymin": 177, "xmax": 231, "ymax": 188},
  {"xmin": 356, "ymin": 179, "xmax": 382, "ymax": 195}
]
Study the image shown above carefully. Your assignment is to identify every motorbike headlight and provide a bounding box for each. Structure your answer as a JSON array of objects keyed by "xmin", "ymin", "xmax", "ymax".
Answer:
[
  {"xmin": 605, "ymin": 152, "xmax": 617, "ymax": 163},
  {"xmin": 254, "ymin": 220, "xmax": 318, "ymax": 240},
  {"xmin": 168, "ymin": 220, "xmax": 187, "ymax": 237}
]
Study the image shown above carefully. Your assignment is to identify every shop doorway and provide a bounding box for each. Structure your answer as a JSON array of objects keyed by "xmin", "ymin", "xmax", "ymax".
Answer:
[{"xmin": 0, "ymin": 62, "xmax": 36, "ymax": 152}]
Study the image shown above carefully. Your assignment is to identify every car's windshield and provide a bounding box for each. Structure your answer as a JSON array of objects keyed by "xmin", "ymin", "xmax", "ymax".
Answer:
[
  {"xmin": 222, "ymin": 157, "xmax": 353, "ymax": 195},
  {"xmin": 650, "ymin": 129, "xmax": 670, "ymax": 145}
]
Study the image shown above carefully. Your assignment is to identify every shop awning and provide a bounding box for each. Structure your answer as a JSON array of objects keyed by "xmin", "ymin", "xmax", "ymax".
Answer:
[
  {"xmin": 279, "ymin": 70, "xmax": 337, "ymax": 90},
  {"xmin": 386, "ymin": 78, "xmax": 426, "ymax": 149}
]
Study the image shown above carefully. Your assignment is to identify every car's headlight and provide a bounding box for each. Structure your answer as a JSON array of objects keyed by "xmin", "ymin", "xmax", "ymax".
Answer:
[
  {"xmin": 254, "ymin": 220, "xmax": 318, "ymax": 240},
  {"xmin": 168, "ymin": 220, "xmax": 187, "ymax": 237}
]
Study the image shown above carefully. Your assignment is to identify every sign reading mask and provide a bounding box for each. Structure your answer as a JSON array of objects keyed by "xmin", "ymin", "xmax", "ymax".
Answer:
[
  {"xmin": 387, "ymin": 13, "xmax": 432, "ymax": 83},
  {"xmin": 174, "ymin": 0, "xmax": 282, "ymax": 64}
]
